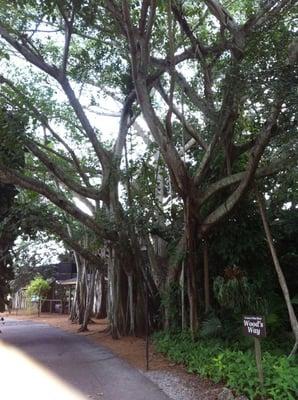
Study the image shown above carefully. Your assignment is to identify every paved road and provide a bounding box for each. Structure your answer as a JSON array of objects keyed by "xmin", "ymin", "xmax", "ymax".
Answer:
[{"xmin": 0, "ymin": 318, "xmax": 169, "ymax": 400}]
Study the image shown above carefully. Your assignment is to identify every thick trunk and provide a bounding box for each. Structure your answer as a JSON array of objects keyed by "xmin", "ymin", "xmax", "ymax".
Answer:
[
  {"xmin": 95, "ymin": 272, "xmax": 107, "ymax": 319},
  {"xmin": 147, "ymin": 237, "xmax": 167, "ymax": 289},
  {"xmin": 163, "ymin": 237, "xmax": 184, "ymax": 330},
  {"xmin": 77, "ymin": 260, "xmax": 87, "ymax": 325},
  {"xmin": 108, "ymin": 186, "xmax": 129, "ymax": 337},
  {"xmin": 203, "ymin": 241, "xmax": 210, "ymax": 313},
  {"xmin": 80, "ymin": 268, "xmax": 96, "ymax": 332},
  {"xmin": 187, "ymin": 261, "xmax": 198, "ymax": 335},
  {"xmin": 70, "ymin": 252, "xmax": 82, "ymax": 322},
  {"xmin": 256, "ymin": 190, "xmax": 298, "ymax": 356},
  {"xmin": 109, "ymin": 249, "xmax": 119, "ymax": 338},
  {"xmin": 185, "ymin": 197, "xmax": 199, "ymax": 336},
  {"xmin": 107, "ymin": 249, "xmax": 113, "ymax": 327},
  {"xmin": 109, "ymin": 252, "xmax": 128, "ymax": 338},
  {"xmin": 93, "ymin": 270, "xmax": 101, "ymax": 317}
]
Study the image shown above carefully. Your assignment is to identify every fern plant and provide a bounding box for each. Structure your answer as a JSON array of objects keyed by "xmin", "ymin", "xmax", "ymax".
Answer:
[{"xmin": 200, "ymin": 314, "xmax": 222, "ymax": 337}]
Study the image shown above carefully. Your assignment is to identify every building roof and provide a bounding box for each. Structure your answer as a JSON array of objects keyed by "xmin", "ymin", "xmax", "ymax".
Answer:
[{"xmin": 56, "ymin": 277, "xmax": 77, "ymax": 286}]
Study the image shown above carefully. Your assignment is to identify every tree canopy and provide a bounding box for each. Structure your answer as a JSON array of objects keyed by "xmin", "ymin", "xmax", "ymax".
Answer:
[{"xmin": 0, "ymin": 0, "xmax": 297, "ymax": 343}]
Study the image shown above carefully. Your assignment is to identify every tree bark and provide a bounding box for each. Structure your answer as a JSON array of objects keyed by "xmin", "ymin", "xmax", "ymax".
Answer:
[
  {"xmin": 185, "ymin": 197, "xmax": 199, "ymax": 336},
  {"xmin": 80, "ymin": 267, "xmax": 96, "ymax": 332},
  {"xmin": 70, "ymin": 249, "xmax": 81, "ymax": 322},
  {"xmin": 180, "ymin": 260, "xmax": 186, "ymax": 329},
  {"xmin": 95, "ymin": 272, "xmax": 107, "ymax": 319},
  {"xmin": 78, "ymin": 259, "xmax": 87, "ymax": 326},
  {"xmin": 127, "ymin": 274, "xmax": 135, "ymax": 335},
  {"xmin": 203, "ymin": 240, "xmax": 210, "ymax": 313}
]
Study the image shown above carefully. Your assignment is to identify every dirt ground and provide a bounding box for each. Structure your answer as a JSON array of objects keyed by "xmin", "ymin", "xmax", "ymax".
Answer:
[{"xmin": 4, "ymin": 312, "xmax": 224, "ymax": 399}]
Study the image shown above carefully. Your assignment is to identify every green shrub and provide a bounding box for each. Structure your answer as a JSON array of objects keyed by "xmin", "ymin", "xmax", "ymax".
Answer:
[
  {"xmin": 26, "ymin": 276, "xmax": 50, "ymax": 300},
  {"xmin": 153, "ymin": 331, "xmax": 298, "ymax": 400}
]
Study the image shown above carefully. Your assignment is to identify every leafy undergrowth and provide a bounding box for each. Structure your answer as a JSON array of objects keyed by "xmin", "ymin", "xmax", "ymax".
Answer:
[{"xmin": 153, "ymin": 331, "xmax": 298, "ymax": 400}]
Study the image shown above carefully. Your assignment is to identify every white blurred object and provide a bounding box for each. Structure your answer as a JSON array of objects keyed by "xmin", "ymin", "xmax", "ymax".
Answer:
[{"xmin": 0, "ymin": 342, "xmax": 87, "ymax": 400}]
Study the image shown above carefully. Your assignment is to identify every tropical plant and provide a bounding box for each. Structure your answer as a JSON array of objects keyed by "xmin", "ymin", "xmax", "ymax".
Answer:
[{"xmin": 26, "ymin": 276, "xmax": 50, "ymax": 300}]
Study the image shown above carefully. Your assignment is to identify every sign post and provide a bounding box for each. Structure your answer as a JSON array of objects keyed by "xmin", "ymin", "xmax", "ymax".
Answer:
[
  {"xmin": 243, "ymin": 316, "xmax": 266, "ymax": 387},
  {"xmin": 254, "ymin": 336, "xmax": 264, "ymax": 386}
]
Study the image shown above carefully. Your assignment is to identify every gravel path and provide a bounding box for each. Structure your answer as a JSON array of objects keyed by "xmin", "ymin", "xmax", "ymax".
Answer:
[
  {"xmin": 143, "ymin": 370, "xmax": 222, "ymax": 400},
  {"xmin": 144, "ymin": 370, "xmax": 196, "ymax": 400}
]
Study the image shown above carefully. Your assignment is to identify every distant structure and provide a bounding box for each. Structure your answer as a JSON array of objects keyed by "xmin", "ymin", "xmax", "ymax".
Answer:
[
  {"xmin": 49, "ymin": 261, "xmax": 77, "ymax": 281},
  {"xmin": 12, "ymin": 261, "xmax": 77, "ymax": 314}
]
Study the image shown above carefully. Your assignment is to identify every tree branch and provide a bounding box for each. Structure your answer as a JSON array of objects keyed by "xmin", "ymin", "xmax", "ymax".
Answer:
[
  {"xmin": 24, "ymin": 212, "xmax": 104, "ymax": 269},
  {"xmin": 204, "ymin": 0, "xmax": 239, "ymax": 32},
  {"xmin": 243, "ymin": 0, "xmax": 294, "ymax": 34},
  {"xmin": 25, "ymin": 140, "xmax": 103, "ymax": 200},
  {"xmin": 200, "ymin": 153, "xmax": 298, "ymax": 205},
  {"xmin": 156, "ymin": 81, "xmax": 207, "ymax": 150},
  {"xmin": 0, "ymin": 24, "xmax": 59, "ymax": 79},
  {"xmin": 0, "ymin": 166, "xmax": 115, "ymax": 241},
  {"xmin": 0, "ymin": 23, "xmax": 111, "ymax": 184},
  {"xmin": 0, "ymin": 74, "xmax": 92, "ymax": 187},
  {"xmin": 201, "ymin": 98, "xmax": 284, "ymax": 233},
  {"xmin": 113, "ymin": 90, "xmax": 136, "ymax": 160},
  {"xmin": 174, "ymin": 71, "xmax": 217, "ymax": 121},
  {"xmin": 172, "ymin": 2, "xmax": 215, "ymax": 111}
]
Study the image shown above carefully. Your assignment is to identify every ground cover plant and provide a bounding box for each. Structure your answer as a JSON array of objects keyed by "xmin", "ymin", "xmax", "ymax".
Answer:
[{"xmin": 153, "ymin": 331, "xmax": 298, "ymax": 400}]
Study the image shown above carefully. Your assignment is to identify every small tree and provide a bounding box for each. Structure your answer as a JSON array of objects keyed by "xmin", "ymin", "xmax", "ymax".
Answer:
[{"xmin": 26, "ymin": 277, "xmax": 50, "ymax": 315}]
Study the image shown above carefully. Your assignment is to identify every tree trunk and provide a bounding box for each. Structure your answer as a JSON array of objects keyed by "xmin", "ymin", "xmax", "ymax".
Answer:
[
  {"xmin": 180, "ymin": 260, "xmax": 186, "ymax": 329},
  {"xmin": 185, "ymin": 197, "xmax": 199, "ymax": 336},
  {"xmin": 80, "ymin": 267, "xmax": 96, "ymax": 332},
  {"xmin": 109, "ymin": 251, "xmax": 128, "ymax": 338},
  {"xmin": 95, "ymin": 272, "xmax": 107, "ymax": 319},
  {"xmin": 77, "ymin": 260, "xmax": 87, "ymax": 325},
  {"xmin": 107, "ymin": 248, "xmax": 112, "ymax": 327},
  {"xmin": 187, "ymin": 261, "xmax": 198, "ymax": 336},
  {"xmin": 163, "ymin": 236, "xmax": 184, "ymax": 330},
  {"xmin": 93, "ymin": 270, "xmax": 101, "ymax": 317},
  {"xmin": 128, "ymin": 274, "xmax": 135, "ymax": 335},
  {"xmin": 203, "ymin": 240, "xmax": 210, "ymax": 313},
  {"xmin": 70, "ymin": 252, "xmax": 82, "ymax": 322},
  {"xmin": 109, "ymin": 248, "xmax": 119, "ymax": 338},
  {"xmin": 256, "ymin": 189, "xmax": 298, "ymax": 357}
]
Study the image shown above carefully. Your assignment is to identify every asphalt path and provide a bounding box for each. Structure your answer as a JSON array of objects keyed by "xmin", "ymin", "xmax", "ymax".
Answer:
[{"xmin": 0, "ymin": 318, "xmax": 170, "ymax": 400}]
